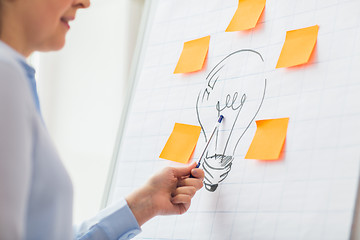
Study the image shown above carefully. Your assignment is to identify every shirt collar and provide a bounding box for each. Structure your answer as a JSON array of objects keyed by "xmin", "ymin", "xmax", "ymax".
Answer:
[
  {"xmin": 0, "ymin": 40, "xmax": 36, "ymax": 78},
  {"xmin": 0, "ymin": 40, "xmax": 41, "ymax": 116}
]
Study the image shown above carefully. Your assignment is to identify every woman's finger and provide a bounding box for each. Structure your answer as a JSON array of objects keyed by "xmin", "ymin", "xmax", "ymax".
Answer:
[
  {"xmin": 172, "ymin": 162, "xmax": 197, "ymax": 178},
  {"xmin": 171, "ymin": 194, "xmax": 192, "ymax": 204},
  {"xmin": 190, "ymin": 168, "xmax": 205, "ymax": 180},
  {"xmin": 178, "ymin": 178, "xmax": 204, "ymax": 190},
  {"xmin": 173, "ymin": 186, "xmax": 196, "ymax": 198}
]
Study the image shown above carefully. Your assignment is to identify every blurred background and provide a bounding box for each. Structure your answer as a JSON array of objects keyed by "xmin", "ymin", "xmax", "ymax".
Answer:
[{"xmin": 31, "ymin": 0, "xmax": 145, "ymax": 224}]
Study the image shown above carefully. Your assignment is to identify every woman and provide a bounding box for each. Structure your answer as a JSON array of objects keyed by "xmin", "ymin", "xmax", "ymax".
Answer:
[{"xmin": 0, "ymin": 0, "xmax": 204, "ymax": 239}]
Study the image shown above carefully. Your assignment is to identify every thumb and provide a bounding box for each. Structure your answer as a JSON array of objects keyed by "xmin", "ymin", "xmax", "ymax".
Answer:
[{"xmin": 173, "ymin": 162, "xmax": 197, "ymax": 177}]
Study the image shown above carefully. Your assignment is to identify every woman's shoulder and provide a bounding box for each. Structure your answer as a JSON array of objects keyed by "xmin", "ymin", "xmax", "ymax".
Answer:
[
  {"xmin": 0, "ymin": 52, "xmax": 31, "ymax": 91},
  {"xmin": 0, "ymin": 53, "xmax": 27, "ymax": 81},
  {"xmin": 0, "ymin": 55, "xmax": 33, "ymax": 110}
]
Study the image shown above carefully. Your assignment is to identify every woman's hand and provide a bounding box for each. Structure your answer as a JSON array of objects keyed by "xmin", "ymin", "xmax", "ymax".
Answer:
[{"xmin": 126, "ymin": 162, "xmax": 204, "ymax": 226}]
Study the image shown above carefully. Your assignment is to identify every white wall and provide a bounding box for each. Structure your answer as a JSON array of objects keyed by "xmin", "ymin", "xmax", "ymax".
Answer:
[{"xmin": 36, "ymin": 0, "xmax": 144, "ymax": 224}]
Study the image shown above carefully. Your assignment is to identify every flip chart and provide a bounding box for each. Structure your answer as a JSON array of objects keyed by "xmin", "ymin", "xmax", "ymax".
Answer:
[{"xmin": 106, "ymin": 1, "xmax": 360, "ymax": 239}]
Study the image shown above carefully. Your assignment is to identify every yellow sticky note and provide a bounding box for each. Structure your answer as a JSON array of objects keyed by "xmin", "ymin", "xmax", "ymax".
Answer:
[
  {"xmin": 276, "ymin": 25, "xmax": 319, "ymax": 68},
  {"xmin": 226, "ymin": 0, "xmax": 266, "ymax": 32},
  {"xmin": 160, "ymin": 123, "xmax": 201, "ymax": 164},
  {"xmin": 174, "ymin": 36, "xmax": 210, "ymax": 74},
  {"xmin": 245, "ymin": 118, "xmax": 289, "ymax": 160}
]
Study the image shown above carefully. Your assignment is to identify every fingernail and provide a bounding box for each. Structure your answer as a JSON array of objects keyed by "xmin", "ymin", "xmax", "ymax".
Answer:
[{"xmin": 192, "ymin": 169, "xmax": 197, "ymax": 175}]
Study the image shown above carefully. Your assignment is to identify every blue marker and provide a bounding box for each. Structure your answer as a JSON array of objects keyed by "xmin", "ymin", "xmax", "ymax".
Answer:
[{"xmin": 191, "ymin": 115, "xmax": 224, "ymax": 177}]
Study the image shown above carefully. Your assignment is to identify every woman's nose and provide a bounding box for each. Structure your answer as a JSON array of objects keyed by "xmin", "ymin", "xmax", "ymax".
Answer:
[{"xmin": 73, "ymin": 0, "xmax": 90, "ymax": 9}]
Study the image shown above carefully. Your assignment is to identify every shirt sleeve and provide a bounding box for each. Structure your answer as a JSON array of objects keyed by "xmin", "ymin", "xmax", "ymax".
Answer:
[
  {"xmin": 74, "ymin": 198, "xmax": 141, "ymax": 240},
  {"xmin": 0, "ymin": 61, "xmax": 33, "ymax": 239}
]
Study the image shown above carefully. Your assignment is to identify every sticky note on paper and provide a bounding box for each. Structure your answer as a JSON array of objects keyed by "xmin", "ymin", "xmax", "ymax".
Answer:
[
  {"xmin": 160, "ymin": 123, "xmax": 201, "ymax": 164},
  {"xmin": 276, "ymin": 25, "xmax": 319, "ymax": 68},
  {"xmin": 245, "ymin": 118, "xmax": 289, "ymax": 160},
  {"xmin": 174, "ymin": 36, "xmax": 210, "ymax": 74},
  {"xmin": 226, "ymin": 0, "xmax": 266, "ymax": 32}
]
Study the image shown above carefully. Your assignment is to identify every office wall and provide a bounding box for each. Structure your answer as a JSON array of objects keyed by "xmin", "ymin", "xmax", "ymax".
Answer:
[{"xmin": 36, "ymin": 0, "xmax": 144, "ymax": 224}]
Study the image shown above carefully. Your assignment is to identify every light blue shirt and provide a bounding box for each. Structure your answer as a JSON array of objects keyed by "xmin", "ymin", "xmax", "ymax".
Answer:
[{"xmin": 0, "ymin": 41, "xmax": 141, "ymax": 240}]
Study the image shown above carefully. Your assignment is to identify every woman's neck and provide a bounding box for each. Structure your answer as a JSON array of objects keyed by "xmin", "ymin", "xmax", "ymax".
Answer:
[{"xmin": 0, "ymin": 9, "xmax": 33, "ymax": 58}]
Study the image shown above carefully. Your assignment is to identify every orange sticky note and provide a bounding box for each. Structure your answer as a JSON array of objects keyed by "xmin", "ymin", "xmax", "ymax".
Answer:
[
  {"xmin": 160, "ymin": 123, "xmax": 201, "ymax": 164},
  {"xmin": 226, "ymin": 0, "xmax": 266, "ymax": 32},
  {"xmin": 245, "ymin": 118, "xmax": 289, "ymax": 160},
  {"xmin": 174, "ymin": 36, "xmax": 210, "ymax": 74},
  {"xmin": 276, "ymin": 25, "xmax": 319, "ymax": 68}
]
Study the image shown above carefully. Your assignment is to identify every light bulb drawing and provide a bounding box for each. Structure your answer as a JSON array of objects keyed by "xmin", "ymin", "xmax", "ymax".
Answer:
[{"xmin": 195, "ymin": 49, "xmax": 267, "ymax": 192}]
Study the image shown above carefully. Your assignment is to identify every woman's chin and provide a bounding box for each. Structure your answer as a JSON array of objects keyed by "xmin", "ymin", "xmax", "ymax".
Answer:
[
  {"xmin": 38, "ymin": 37, "xmax": 66, "ymax": 52},
  {"xmin": 50, "ymin": 39, "xmax": 66, "ymax": 51}
]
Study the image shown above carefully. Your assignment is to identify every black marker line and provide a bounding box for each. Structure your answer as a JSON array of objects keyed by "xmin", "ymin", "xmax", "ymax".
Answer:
[
  {"xmin": 195, "ymin": 49, "xmax": 267, "ymax": 192},
  {"xmin": 207, "ymin": 65, "xmax": 224, "ymax": 90},
  {"xmin": 232, "ymin": 78, "xmax": 267, "ymax": 155},
  {"xmin": 206, "ymin": 49, "xmax": 264, "ymax": 80},
  {"xmin": 196, "ymin": 91, "xmax": 208, "ymax": 142},
  {"xmin": 221, "ymin": 94, "xmax": 246, "ymax": 157}
]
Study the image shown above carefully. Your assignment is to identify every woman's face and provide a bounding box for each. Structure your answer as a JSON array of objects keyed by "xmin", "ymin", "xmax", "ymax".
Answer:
[{"xmin": 6, "ymin": 0, "xmax": 90, "ymax": 53}]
